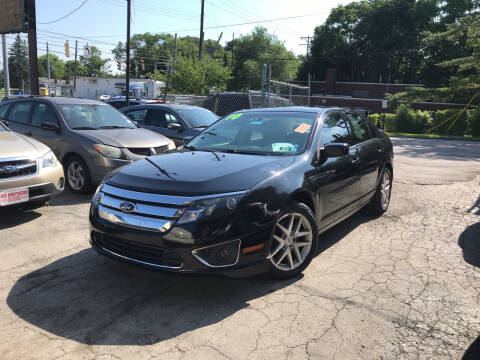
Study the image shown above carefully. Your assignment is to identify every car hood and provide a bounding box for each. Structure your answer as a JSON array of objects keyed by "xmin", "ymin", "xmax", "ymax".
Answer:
[
  {"xmin": 0, "ymin": 131, "xmax": 50, "ymax": 159},
  {"xmin": 105, "ymin": 150, "xmax": 295, "ymax": 196},
  {"xmin": 75, "ymin": 128, "xmax": 171, "ymax": 147}
]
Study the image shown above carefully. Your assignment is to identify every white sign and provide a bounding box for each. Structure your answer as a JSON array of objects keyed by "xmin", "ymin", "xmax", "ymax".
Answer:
[{"xmin": 382, "ymin": 100, "xmax": 388, "ymax": 109}]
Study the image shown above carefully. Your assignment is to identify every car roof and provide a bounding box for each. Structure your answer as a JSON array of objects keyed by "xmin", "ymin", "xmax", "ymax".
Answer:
[
  {"xmin": 2, "ymin": 96, "xmax": 104, "ymax": 106},
  {"xmin": 120, "ymin": 104, "xmax": 209, "ymax": 111},
  {"xmin": 235, "ymin": 106, "xmax": 342, "ymax": 115}
]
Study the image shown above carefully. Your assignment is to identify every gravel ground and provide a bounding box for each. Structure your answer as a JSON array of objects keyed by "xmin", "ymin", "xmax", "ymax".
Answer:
[{"xmin": 0, "ymin": 137, "xmax": 479, "ymax": 360}]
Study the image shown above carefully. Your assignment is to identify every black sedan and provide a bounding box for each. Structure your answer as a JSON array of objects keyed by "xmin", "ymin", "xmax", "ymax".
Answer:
[
  {"xmin": 89, "ymin": 107, "xmax": 393, "ymax": 278},
  {"xmin": 121, "ymin": 104, "xmax": 219, "ymax": 146}
]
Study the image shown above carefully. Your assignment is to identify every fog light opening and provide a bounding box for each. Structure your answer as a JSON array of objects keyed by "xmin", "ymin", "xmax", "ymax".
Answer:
[
  {"xmin": 58, "ymin": 177, "xmax": 65, "ymax": 191},
  {"xmin": 192, "ymin": 239, "xmax": 241, "ymax": 268}
]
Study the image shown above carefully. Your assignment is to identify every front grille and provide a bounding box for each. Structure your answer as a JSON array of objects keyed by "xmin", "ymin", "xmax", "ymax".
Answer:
[
  {"xmin": 0, "ymin": 158, "xmax": 37, "ymax": 179},
  {"xmin": 98, "ymin": 184, "xmax": 187, "ymax": 232},
  {"xmin": 128, "ymin": 147, "xmax": 152, "ymax": 156},
  {"xmin": 94, "ymin": 232, "xmax": 183, "ymax": 268}
]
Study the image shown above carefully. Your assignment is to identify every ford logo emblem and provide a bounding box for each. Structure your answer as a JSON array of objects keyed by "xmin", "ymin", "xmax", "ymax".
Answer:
[
  {"xmin": 119, "ymin": 202, "xmax": 136, "ymax": 213},
  {"xmin": 0, "ymin": 165, "xmax": 17, "ymax": 174}
]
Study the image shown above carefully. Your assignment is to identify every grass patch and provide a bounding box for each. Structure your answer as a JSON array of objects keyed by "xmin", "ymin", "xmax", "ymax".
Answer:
[{"xmin": 386, "ymin": 132, "xmax": 480, "ymax": 141}]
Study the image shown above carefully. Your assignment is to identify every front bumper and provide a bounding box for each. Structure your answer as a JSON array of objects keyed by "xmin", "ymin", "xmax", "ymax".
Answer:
[
  {"xmin": 0, "ymin": 163, "xmax": 64, "ymax": 207},
  {"xmin": 89, "ymin": 208, "xmax": 272, "ymax": 276}
]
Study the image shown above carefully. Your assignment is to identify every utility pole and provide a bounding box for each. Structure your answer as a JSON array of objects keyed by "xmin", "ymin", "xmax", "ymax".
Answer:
[
  {"xmin": 26, "ymin": 0, "xmax": 39, "ymax": 95},
  {"xmin": 73, "ymin": 40, "xmax": 78, "ymax": 95},
  {"xmin": 300, "ymin": 36, "xmax": 312, "ymax": 56},
  {"xmin": 164, "ymin": 64, "xmax": 171, "ymax": 102},
  {"xmin": 199, "ymin": 0, "xmax": 205, "ymax": 59},
  {"xmin": 261, "ymin": 64, "xmax": 266, "ymax": 107},
  {"xmin": 126, "ymin": 0, "xmax": 131, "ymax": 106},
  {"xmin": 174, "ymin": 33, "xmax": 178, "ymax": 63},
  {"xmin": 232, "ymin": 33, "xmax": 234, "ymax": 65},
  {"xmin": 211, "ymin": 32, "xmax": 223, "ymax": 58},
  {"xmin": 1, "ymin": 35, "xmax": 10, "ymax": 98},
  {"xmin": 46, "ymin": 43, "xmax": 51, "ymax": 95},
  {"xmin": 267, "ymin": 64, "xmax": 272, "ymax": 107}
]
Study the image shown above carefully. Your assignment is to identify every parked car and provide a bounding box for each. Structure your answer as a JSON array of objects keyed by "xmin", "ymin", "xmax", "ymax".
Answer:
[
  {"xmin": 121, "ymin": 104, "xmax": 219, "ymax": 146},
  {"xmin": 98, "ymin": 94, "xmax": 111, "ymax": 102},
  {"xmin": 200, "ymin": 91, "xmax": 294, "ymax": 116},
  {"xmin": 106, "ymin": 97, "xmax": 164, "ymax": 109},
  {"xmin": 0, "ymin": 119, "xmax": 64, "ymax": 209},
  {"xmin": 0, "ymin": 97, "xmax": 175, "ymax": 194},
  {"xmin": 89, "ymin": 107, "xmax": 393, "ymax": 278}
]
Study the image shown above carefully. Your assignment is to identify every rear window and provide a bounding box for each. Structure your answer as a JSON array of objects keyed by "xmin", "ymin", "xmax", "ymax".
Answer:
[
  {"xmin": 8, "ymin": 102, "xmax": 32, "ymax": 124},
  {"xmin": 0, "ymin": 104, "xmax": 10, "ymax": 119}
]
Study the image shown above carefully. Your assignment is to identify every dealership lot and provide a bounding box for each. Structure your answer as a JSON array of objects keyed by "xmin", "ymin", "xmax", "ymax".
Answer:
[{"xmin": 0, "ymin": 138, "xmax": 479, "ymax": 360}]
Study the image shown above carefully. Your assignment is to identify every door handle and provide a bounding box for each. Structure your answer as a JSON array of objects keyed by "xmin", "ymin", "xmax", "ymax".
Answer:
[
  {"xmin": 377, "ymin": 148, "xmax": 385, "ymax": 153},
  {"xmin": 352, "ymin": 157, "xmax": 361, "ymax": 166},
  {"xmin": 24, "ymin": 131, "xmax": 32, "ymax": 137}
]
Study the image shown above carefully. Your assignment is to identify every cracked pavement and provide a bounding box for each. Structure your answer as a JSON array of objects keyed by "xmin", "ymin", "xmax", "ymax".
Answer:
[{"xmin": 0, "ymin": 137, "xmax": 479, "ymax": 360}]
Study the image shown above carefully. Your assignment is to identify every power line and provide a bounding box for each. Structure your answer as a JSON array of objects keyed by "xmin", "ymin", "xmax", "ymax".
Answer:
[{"xmin": 38, "ymin": 0, "xmax": 89, "ymax": 24}]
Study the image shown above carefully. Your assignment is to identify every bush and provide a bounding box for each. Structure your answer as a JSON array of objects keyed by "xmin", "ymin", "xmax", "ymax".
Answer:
[
  {"xmin": 412, "ymin": 110, "xmax": 432, "ymax": 134},
  {"xmin": 368, "ymin": 113, "xmax": 396, "ymax": 132},
  {"xmin": 469, "ymin": 108, "xmax": 480, "ymax": 137},
  {"xmin": 431, "ymin": 109, "xmax": 468, "ymax": 136},
  {"xmin": 394, "ymin": 105, "xmax": 416, "ymax": 133}
]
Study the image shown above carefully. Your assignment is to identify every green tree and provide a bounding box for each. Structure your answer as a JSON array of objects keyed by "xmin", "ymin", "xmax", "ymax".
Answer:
[
  {"xmin": 38, "ymin": 54, "xmax": 65, "ymax": 80},
  {"xmin": 171, "ymin": 56, "xmax": 231, "ymax": 95},
  {"xmin": 80, "ymin": 46, "xmax": 109, "ymax": 75},
  {"xmin": 299, "ymin": 0, "xmax": 479, "ymax": 84},
  {"xmin": 64, "ymin": 60, "xmax": 88, "ymax": 80},
  {"xmin": 389, "ymin": 12, "xmax": 480, "ymax": 104},
  {"xmin": 8, "ymin": 35, "xmax": 29, "ymax": 88},
  {"xmin": 226, "ymin": 27, "xmax": 298, "ymax": 90}
]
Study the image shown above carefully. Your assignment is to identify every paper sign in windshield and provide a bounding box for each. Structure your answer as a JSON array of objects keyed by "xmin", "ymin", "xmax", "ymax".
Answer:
[{"xmin": 294, "ymin": 123, "xmax": 311, "ymax": 133}]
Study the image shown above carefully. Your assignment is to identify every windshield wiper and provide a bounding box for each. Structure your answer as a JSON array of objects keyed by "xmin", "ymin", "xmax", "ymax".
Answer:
[
  {"xmin": 184, "ymin": 146, "xmax": 220, "ymax": 161},
  {"xmin": 99, "ymin": 125, "xmax": 131, "ymax": 129},
  {"xmin": 72, "ymin": 126, "xmax": 98, "ymax": 130},
  {"xmin": 223, "ymin": 149, "xmax": 269, "ymax": 156}
]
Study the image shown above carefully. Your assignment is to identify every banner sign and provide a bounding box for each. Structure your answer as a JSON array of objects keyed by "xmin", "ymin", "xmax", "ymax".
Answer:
[{"xmin": 0, "ymin": 0, "xmax": 26, "ymax": 34}]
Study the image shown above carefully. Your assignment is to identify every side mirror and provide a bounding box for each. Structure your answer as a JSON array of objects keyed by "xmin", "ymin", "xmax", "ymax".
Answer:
[
  {"xmin": 317, "ymin": 143, "xmax": 349, "ymax": 162},
  {"xmin": 0, "ymin": 119, "xmax": 8, "ymax": 128},
  {"xmin": 168, "ymin": 123, "xmax": 183, "ymax": 132},
  {"xmin": 41, "ymin": 122, "xmax": 61, "ymax": 133}
]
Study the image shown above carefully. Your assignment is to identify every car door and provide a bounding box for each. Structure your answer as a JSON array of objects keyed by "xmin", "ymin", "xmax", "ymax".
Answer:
[
  {"xmin": 6, "ymin": 101, "xmax": 34, "ymax": 137},
  {"xmin": 28, "ymin": 102, "xmax": 64, "ymax": 156},
  {"xmin": 344, "ymin": 111, "xmax": 380, "ymax": 199},
  {"xmin": 148, "ymin": 108, "xmax": 185, "ymax": 146},
  {"xmin": 311, "ymin": 111, "xmax": 359, "ymax": 224}
]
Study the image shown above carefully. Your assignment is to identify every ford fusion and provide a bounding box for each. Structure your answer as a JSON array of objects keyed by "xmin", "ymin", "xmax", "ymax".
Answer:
[{"xmin": 89, "ymin": 107, "xmax": 393, "ymax": 277}]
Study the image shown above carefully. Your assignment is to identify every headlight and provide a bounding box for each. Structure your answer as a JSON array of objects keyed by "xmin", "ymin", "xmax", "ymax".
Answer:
[
  {"xmin": 40, "ymin": 151, "xmax": 58, "ymax": 168},
  {"xmin": 92, "ymin": 183, "xmax": 103, "ymax": 206},
  {"xmin": 177, "ymin": 193, "xmax": 245, "ymax": 224},
  {"xmin": 93, "ymin": 144, "xmax": 125, "ymax": 159},
  {"xmin": 167, "ymin": 141, "xmax": 176, "ymax": 150}
]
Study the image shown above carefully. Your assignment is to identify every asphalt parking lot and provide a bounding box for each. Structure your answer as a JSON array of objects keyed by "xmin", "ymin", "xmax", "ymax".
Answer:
[{"xmin": 0, "ymin": 137, "xmax": 479, "ymax": 360}]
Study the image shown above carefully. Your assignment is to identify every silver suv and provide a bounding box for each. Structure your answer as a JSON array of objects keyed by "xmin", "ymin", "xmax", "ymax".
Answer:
[{"xmin": 0, "ymin": 97, "xmax": 175, "ymax": 193}]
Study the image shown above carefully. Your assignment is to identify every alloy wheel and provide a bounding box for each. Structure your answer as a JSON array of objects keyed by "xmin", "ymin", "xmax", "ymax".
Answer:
[
  {"xmin": 269, "ymin": 212, "xmax": 313, "ymax": 271},
  {"xmin": 380, "ymin": 170, "xmax": 391, "ymax": 210},
  {"xmin": 67, "ymin": 161, "xmax": 86, "ymax": 191}
]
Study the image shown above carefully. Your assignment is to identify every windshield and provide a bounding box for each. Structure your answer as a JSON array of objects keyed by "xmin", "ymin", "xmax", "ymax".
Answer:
[
  {"xmin": 58, "ymin": 104, "xmax": 136, "ymax": 130},
  {"xmin": 176, "ymin": 107, "xmax": 218, "ymax": 128},
  {"xmin": 0, "ymin": 123, "xmax": 7, "ymax": 131},
  {"xmin": 187, "ymin": 111, "xmax": 317, "ymax": 155}
]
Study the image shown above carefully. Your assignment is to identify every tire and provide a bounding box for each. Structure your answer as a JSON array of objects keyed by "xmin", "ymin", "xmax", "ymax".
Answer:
[
  {"xmin": 65, "ymin": 155, "xmax": 92, "ymax": 194},
  {"xmin": 267, "ymin": 202, "xmax": 318, "ymax": 278},
  {"xmin": 368, "ymin": 166, "xmax": 392, "ymax": 216}
]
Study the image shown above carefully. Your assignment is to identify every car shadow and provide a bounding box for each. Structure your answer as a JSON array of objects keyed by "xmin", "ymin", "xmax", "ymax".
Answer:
[
  {"xmin": 458, "ymin": 222, "xmax": 480, "ymax": 268},
  {"xmin": 467, "ymin": 194, "xmax": 480, "ymax": 216},
  {"xmin": 462, "ymin": 336, "xmax": 480, "ymax": 359},
  {"xmin": 7, "ymin": 249, "xmax": 299, "ymax": 346},
  {"xmin": 47, "ymin": 191, "xmax": 92, "ymax": 206},
  {"xmin": 0, "ymin": 208, "xmax": 42, "ymax": 230},
  {"xmin": 315, "ymin": 208, "xmax": 374, "ymax": 256}
]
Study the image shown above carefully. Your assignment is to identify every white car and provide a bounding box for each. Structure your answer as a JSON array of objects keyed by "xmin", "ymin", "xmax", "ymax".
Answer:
[{"xmin": 99, "ymin": 94, "xmax": 111, "ymax": 102}]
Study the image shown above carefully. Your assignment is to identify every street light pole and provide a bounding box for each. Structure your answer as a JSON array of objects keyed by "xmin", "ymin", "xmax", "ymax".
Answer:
[
  {"xmin": 1, "ymin": 34, "xmax": 10, "ymax": 98},
  {"xmin": 125, "ymin": 0, "xmax": 131, "ymax": 107},
  {"xmin": 199, "ymin": 0, "xmax": 205, "ymax": 59}
]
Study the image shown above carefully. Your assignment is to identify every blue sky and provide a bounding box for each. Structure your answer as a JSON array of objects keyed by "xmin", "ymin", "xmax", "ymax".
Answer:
[{"xmin": 2, "ymin": 0, "xmax": 347, "ymax": 71}]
